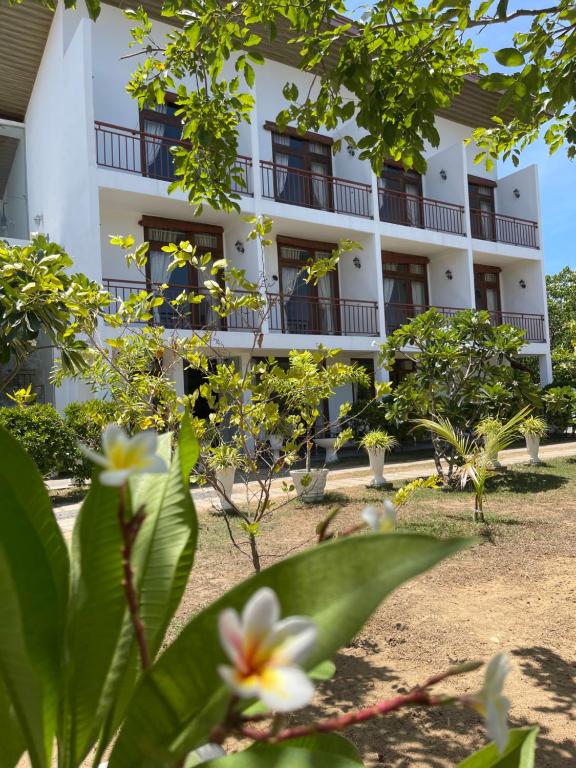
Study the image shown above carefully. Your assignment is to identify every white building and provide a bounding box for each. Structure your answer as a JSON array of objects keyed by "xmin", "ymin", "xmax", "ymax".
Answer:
[{"xmin": 0, "ymin": 2, "xmax": 552, "ymax": 411}]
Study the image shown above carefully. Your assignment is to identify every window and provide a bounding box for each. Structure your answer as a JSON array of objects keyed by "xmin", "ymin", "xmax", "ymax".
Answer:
[
  {"xmin": 468, "ymin": 176, "xmax": 496, "ymax": 241},
  {"xmin": 379, "ymin": 162, "xmax": 423, "ymax": 226},
  {"xmin": 266, "ymin": 123, "xmax": 333, "ymax": 210},
  {"xmin": 391, "ymin": 358, "xmax": 417, "ymax": 386},
  {"xmin": 140, "ymin": 95, "xmax": 182, "ymax": 180},
  {"xmin": 350, "ymin": 358, "xmax": 375, "ymax": 403},
  {"xmin": 474, "ymin": 265, "xmax": 501, "ymax": 315},
  {"xmin": 276, "ymin": 237, "xmax": 339, "ymax": 335},
  {"xmin": 382, "ymin": 252, "xmax": 429, "ymax": 331},
  {"xmin": 141, "ymin": 216, "xmax": 223, "ymax": 330}
]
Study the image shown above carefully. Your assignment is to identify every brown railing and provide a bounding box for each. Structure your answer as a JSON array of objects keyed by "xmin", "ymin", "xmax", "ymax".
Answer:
[
  {"xmin": 260, "ymin": 161, "xmax": 373, "ymax": 218},
  {"xmin": 103, "ymin": 278, "xmax": 260, "ymax": 331},
  {"xmin": 378, "ymin": 186, "xmax": 465, "ymax": 235},
  {"xmin": 385, "ymin": 302, "xmax": 546, "ymax": 342},
  {"xmin": 470, "ymin": 208, "xmax": 538, "ymax": 249},
  {"xmin": 94, "ymin": 122, "xmax": 253, "ymax": 195},
  {"xmin": 267, "ymin": 293, "xmax": 379, "ymax": 336}
]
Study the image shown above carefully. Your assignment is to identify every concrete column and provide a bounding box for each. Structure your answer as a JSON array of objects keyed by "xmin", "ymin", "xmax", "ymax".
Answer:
[{"xmin": 538, "ymin": 354, "xmax": 553, "ymax": 386}]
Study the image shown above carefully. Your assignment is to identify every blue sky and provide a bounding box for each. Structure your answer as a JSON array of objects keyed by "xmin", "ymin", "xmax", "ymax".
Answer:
[{"xmin": 466, "ymin": 4, "xmax": 575, "ymax": 275}]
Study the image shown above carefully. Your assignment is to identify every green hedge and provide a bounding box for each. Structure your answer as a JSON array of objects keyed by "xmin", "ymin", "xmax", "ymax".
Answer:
[
  {"xmin": 0, "ymin": 404, "xmax": 76, "ymax": 477},
  {"xmin": 0, "ymin": 400, "xmax": 119, "ymax": 480}
]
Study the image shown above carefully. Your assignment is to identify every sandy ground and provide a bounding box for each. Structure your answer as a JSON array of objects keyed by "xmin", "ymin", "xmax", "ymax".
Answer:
[{"xmin": 171, "ymin": 459, "xmax": 576, "ymax": 767}]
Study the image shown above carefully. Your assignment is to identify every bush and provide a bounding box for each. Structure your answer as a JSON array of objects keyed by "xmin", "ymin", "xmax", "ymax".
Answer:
[
  {"xmin": 64, "ymin": 400, "xmax": 119, "ymax": 482},
  {"xmin": 0, "ymin": 404, "xmax": 75, "ymax": 477},
  {"xmin": 542, "ymin": 386, "xmax": 576, "ymax": 434}
]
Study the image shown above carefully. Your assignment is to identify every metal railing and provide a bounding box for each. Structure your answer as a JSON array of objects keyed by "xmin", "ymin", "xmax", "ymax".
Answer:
[
  {"xmin": 384, "ymin": 302, "xmax": 546, "ymax": 342},
  {"xmin": 94, "ymin": 122, "xmax": 253, "ymax": 195},
  {"xmin": 378, "ymin": 186, "xmax": 465, "ymax": 235},
  {"xmin": 469, "ymin": 208, "xmax": 539, "ymax": 249},
  {"xmin": 103, "ymin": 279, "xmax": 260, "ymax": 331},
  {"xmin": 260, "ymin": 161, "xmax": 373, "ymax": 218},
  {"xmin": 267, "ymin": 293, "xmax": 379, "ymax": 336}
]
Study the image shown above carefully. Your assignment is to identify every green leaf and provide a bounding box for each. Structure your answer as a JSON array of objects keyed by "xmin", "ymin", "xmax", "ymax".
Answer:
[
  {"xmin": 202, "ymin": 734, "xmax": 362, "ymax": 766},
  {"xmin": 457, "ymin": 727, "xmax": 538, "ymax": 767},
  {"xmin": 494, "ymin": 48, "xmax": 525, "ymax": 67},
  {"xmin": 0, "ymin": 673, "xmax": 25, "ymax": 768},
  {"xmin": 309, "ymin": 659, "xmax": 337, "ymax": 681},
  {"xmin": 0, "ymin": 424, "xmax": 69, "ymax": 768},
  {"xmin": 110, "ymin": 534, "xmax": 472, "ymax": 766}
]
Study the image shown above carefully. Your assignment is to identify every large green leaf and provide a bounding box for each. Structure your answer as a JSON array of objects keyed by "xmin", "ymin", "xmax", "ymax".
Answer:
[
  {"xmin": 110, "ymin": 533, "xmax": 472, "ymax": 767},
  {"xmin": 494, "ymin": 48, "xmax": 525, "ymax": 68},
  {"xmin": 0, "ymin": 672, "xmax": 25, "ymax": 768},
  {"xmin": 457, "ymin": 728, "xmax": 538, "ymax": 767},
  {"xmin": 0, "ymin": 424, "xmax": 69, "ymax": 768},
  {"xmin": 62, "ymin": 419, "xmax": 199, "ymax": 766},
  {"xmin": 201, "ymin": 734, "xmax": 363, "ymax": 767}
]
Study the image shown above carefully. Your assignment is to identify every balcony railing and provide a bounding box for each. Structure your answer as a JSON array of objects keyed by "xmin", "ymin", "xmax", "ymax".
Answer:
[
  {"xmin": 103, "ymin": 279, "xmax": 260, "ymax": 331},
  {"xmin": 260, "ymin": 161, "xmax": 373, "ymax": 218},
  {"xmin": 378, "ymin": 186, "xmax": 465, "ymax": 235},
  {"xmin": 94, "ymin": 122, "xmax": 253, "ymax": 195},
  {"xmin": 104, "ymin": 279, "xmax": 379, "ymax": 337},
  {"xmin": 267, "ymin": 293, "xmax": 379, "ymax": 336},
  {"xmin": 385, "ymin": 302, "xmax": 546, "ymax": 342},
  {"xmin": 470, "ymin": 209, "xmax": 538, "ymax": 249}
]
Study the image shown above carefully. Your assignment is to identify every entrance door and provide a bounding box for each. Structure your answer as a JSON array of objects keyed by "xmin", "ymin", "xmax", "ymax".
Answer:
[{"xmin": 474, "ymin": 266, "xmax": 501, "ymax": 319}]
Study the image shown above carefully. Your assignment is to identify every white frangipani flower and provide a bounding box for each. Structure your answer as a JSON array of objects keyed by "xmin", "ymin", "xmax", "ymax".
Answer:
[
  {"xmin": 470, "ymin": 653, "xmax": 511, "ymax": 753},
  {"xmin": 218, "ymin": 587, "xmax": 317, "ymax": 712},
  {"xmin": 79, "ymin": 424, "xmax": 166, "ymax": 486},
  {"xmin": 362, "ymin": 500, "xmax": 396, "ymax": 533}
]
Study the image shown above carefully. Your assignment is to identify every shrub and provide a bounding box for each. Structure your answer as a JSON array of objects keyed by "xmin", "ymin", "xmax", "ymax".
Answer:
[
  {"xmin": 542, "ymin": 386, "xmax": 576, "ymax": 434},
  {"xmin": 64, "ymin": 400, "xmax": 119, "ymax": 482},
  {"xmin": 0, "ymin": 404, "xmax": 75, "ymax": 477},
  {"xmin": 359, "ymin": 430, "xmax": 398, "ymax": 452}
]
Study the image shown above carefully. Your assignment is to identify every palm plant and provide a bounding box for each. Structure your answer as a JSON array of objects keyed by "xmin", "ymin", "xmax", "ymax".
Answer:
[{"xmin": 416, "ymin": 407, "xmax": 531, "ymax": 522}]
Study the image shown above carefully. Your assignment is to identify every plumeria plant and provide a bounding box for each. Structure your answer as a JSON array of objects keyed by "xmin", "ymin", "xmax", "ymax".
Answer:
[{"xmin": 0, "ymin": 416, "xmax": 538, "ymax": 767}]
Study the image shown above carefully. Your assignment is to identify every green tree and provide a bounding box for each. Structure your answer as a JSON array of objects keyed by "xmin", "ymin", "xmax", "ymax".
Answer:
[
  {"xmin": 379, "ymin": 308, "xmax": 541, "ymax": 483},
  {"xmin": 546, "ymin": 267, "xmax": 576, "ymax": 385},
  {"xmin": 0, "ymin": 236, "xmax": 109, "ymax": 393}
]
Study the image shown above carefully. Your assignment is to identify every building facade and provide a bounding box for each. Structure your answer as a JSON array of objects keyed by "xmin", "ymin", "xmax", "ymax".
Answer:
[{"xmin": 0, "ymin": 2, "xmax": 552, "ymax": 411}]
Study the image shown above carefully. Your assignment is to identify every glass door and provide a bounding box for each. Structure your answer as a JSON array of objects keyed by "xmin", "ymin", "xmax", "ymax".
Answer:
[
  {"xmin": 379, "ymin": 164, "xmax": 423, "ymax": 226},
  {"xmin": 469, "ymin": 180, "xmax": 496, "ymax": 240},
  {"xmin": 474, "ymin": 266, "xmax": 501, "ymax": 322},
  {"xmin": 140, "ymin": 98, "xmax": 182, "ymax": 180}
]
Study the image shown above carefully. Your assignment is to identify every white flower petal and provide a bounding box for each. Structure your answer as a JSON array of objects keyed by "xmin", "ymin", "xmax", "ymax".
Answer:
[
  {"xmin": 361, "ymin": 505, "xmax": 381, "ymax": 532},
  {"xmin": 99, "ymin": 468, "xmax": 132, "ymax": 487},
  {"xmin": 217, "ymin": 665, "xmax": 260, "ymax": 699},
  {"xmin": 242, "ymin": 587, "xmax": 280, "ymax": 642},
  {"xmin": 101, "ymin": 423, "xmax": 127, "ymax": 454},
  {"xmin": 267, "ymin": 619, "xmax": 317, "ymax": 666},
  {"xmin": 485, "ymin": 654, "xmax": 510, "ymax": 697},
  {"xmin": 190, "ymin": 743, "xmax": 226, "ymax": 764},
  {"xmin": 143, "ymin": 454, "xmax": 168, "ymax": 474},
  {"xmin": 77, "ymin": 443, "xmax": 108, "ymax": 468},
  {"xmin": 218, "ymin": 609, "xmax": 244, "ymax": 669},
  {"xmin": 258, "ymin": 665, "xmax": 315, "ymax": 712},
  {"xmin": 128, "ymin": 429, "xmax": 158, "ymax": 457},
  {"xmin": 486, "ymin": 694, "xmax": 511, "ymax": 753}
]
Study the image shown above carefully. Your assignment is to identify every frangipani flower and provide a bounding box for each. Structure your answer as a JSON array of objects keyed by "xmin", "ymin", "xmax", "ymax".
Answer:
[
  {"xmin": 362, "ymin": 500, "xmax": 396, "ymax": 533},
  {"xmin": 218, "ymin": 587, "xmax": 317, "ymax": 712},
  {"xmin": 79, "ymin": 424, "xmax": 166, "ymax": 486},
  {"xmin": 469, "ymin": 653, "xmax": 511, "ymax": 752}
]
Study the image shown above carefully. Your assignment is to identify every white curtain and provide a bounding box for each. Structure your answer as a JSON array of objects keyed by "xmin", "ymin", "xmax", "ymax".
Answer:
[
  {"xmin": 311, "ymin": 162, "xmax": 329, "ymax": 209},
  {"xmin": 281, "ymin": 265, "xmax": 307, "ymax": 333},
  {"xmin": 274, "ymin": 135, "xmax": 291, "ymax": 198},
  {"xmin": 317, "ymin": 273, "xmax": 336, "ymax": 333},
  {"xmin": 144, "ymin": 105, "xmax": 168, "ymax": 169},
  {"xmin": 383, "ymin": 277, "xmax": 396, "ymax": 304}
]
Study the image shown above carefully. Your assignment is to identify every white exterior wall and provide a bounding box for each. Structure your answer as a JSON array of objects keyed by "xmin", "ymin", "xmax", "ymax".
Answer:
[{"xmin": 19, "ymin": 3, "xmax": 552, "ymax": 407}]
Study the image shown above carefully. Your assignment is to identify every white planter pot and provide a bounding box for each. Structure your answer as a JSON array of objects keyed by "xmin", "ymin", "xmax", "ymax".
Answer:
[
  {"xmin": 366, "ymin": 447, "xmax": 389, "ymax": 487},
  {"xmin": 290, "ymin": 468, "xmax": 329, "ymax": 503},
  {"xmin": 269, "ymin": 434, "xmax": 284, "ymax": 462},
  {"xmin": 214, "ymin": 466, "xmax": 236, "ymax": 511},
  {"xmin": 525, "ymin": 434, "xmax": 542, "ymax": 465},
  {"xmin": 314, "ymin": 437, "xmax": 339, "ymax": 464}
]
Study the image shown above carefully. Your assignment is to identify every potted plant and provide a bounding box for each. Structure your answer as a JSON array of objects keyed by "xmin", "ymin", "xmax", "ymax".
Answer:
[
  {"xmin": 206, "ymin": 444, "xmax": 243, "ymax": 512},
  {"xmin": 267, "ymin": 418, "xmax": 292, "ymax": 462},
  {"xmin": 359, "ymin": 430, "xmax": 398, "ymax": 488},
  {"xmin": 519, "ymin": 415, "xmax": 547, "ymax": 465},
  {"xmin": 475, "ymin": 417, "xmax": 505, "ymax": 469}
]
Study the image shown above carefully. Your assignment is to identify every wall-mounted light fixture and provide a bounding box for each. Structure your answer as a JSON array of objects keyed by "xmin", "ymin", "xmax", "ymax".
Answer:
[
  {"xmin": 0, "ymin": 203, "xmax": 8, "ymax": 237},
  {"xmin": 33, "ymin": 213, "xmax": 44, "ymax": 230},
  {"xmin": 353, "ymin": 255, "xmax": 362, "ymax": 269},
  {"xmin": 445, "ymin": 269, "xmax": 453, "ymax": 280},
  {"xmin": 234, "ymin": 240, "xmax": 245, "ymax": 254},
  {"xmin": 272, "ymin": 274, "xmax": 279, "ymax": 282},
  {"xmin": 346, "ymin": 144, "xmax": 356, "ymax": 157},
  {"xmin": 513, "ymin": 188, "xmax": 521, "ymax": 199},
  {"xmin": 519, "ymin": 279, "xmax": 527, "ymax": 289},
  {"xmin": 440, "ymin": 169, "xmax": 447, "ymax": 181}
]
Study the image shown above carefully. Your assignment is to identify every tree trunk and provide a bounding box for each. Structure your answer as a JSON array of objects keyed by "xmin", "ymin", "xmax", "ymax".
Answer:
[
  {"xmin": 473, "ymin": 493, "xmax": 485, "ymax": 523},
  {"xmin": 249, "ymin": 533, "xmax": 261, "ymax": 573}
]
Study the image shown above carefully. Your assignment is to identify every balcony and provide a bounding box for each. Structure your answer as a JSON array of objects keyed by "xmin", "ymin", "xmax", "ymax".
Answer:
[
  {"xmin": 267, "ymin": 293, "xmax": 379, "ymax": 336},
  {"xmin": 378, "ymin": 186, "xmax": 465, "ymax": 235},
  {"xmin": 470, "ymin": 209, "xmax": 538, "ymax": 249},
  {"xmin": 104, "ymin": 279, "xmax": 379, "ymax": 337},
  {"xmin": 94, "ymin": 122, "xmax": 253, "ymax": 195},
  {"xmin": 385, "ymin": 302, "xmax": 546, "ymax": 342},
  {"xmin": 260, "ymin": 161, "xmax": 373, "ymax": 218}
]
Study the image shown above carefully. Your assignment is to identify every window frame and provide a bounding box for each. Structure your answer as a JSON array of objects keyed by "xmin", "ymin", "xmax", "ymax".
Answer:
[
  {"xmin": 473, "ymin": 263, "xmax": 502, "ymax": 314},
  {"xmin": 381, "ymin": 251, "xmax": 430, "ymax": 308}
]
